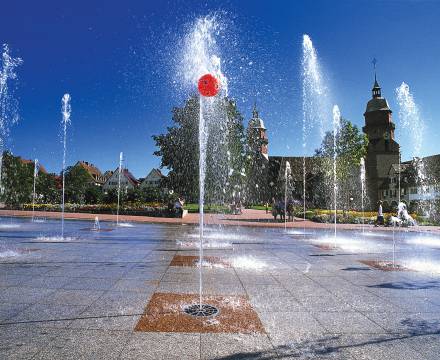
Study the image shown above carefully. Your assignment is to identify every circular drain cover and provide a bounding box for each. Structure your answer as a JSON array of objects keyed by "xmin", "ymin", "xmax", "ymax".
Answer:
[{"xmin": 183, "ymin": 304, "xmax": 219, "ymax": 317}]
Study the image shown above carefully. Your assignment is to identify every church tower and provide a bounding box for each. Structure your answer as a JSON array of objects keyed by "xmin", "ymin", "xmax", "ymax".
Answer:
[
  {"xmin": 246, "ymin": 104, "xmax": 269, "ymax": 203},
  {"xmin": 363, "ymin": 73, "xmax": 399, "ymax": 207},
  {"xmin": 247, "ymin": 104, "xmax": 269, "ymax": 160}
]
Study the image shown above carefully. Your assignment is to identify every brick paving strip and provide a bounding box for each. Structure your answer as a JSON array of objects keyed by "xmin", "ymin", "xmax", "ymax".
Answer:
[
  {"xmin": 359, "ymin": 260, "xmax": 411, "ymax": 271},
  {"xmin": 2, "ymin": 209, "xmax": 439, "ymax": 233},
  {"xmin": 134, "ymin": 293, "xmax": 265, "ymax": 334},
  {"xmin": 169, "ymin": 255, "xmax": 231, "ymax": 268}
]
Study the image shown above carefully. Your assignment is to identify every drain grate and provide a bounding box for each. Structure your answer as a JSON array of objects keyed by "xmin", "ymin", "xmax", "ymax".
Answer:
[{"xmin": 183, "ymin": 304, "xmax": 219, "ymax": 317}]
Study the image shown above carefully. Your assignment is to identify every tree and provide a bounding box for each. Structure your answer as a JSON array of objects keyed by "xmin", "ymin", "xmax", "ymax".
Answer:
[
  {"xmin": 0, "ymin": 151, "xmax": 33, "ymax": 206},
  {"xmin": 152, "ymin": 96, "xmax": 246, "ymax": 204},
  {"xmin": 205, "ymin": 98, "xmax": 247, "ymax": 204},
  {"xmin": 103, "ymin": 188, "xmax": 118, "ymax": 204},
  {"xmin": 84, "ymin": 184, "xmax": 102, "ymax": 204},
  {"xmin": 315, "ymin": 118, "xmax": 368, "ymax": 211},
  {"xmin": 153, "ymin": 96, "xmax": 199, "ymax": 202},
  {"xmin": 36, "ymin": 172, "xmax": 60, "ymax": 204},
  {"xmin": 64, "ymin": 165, "xmax": 95, "ymax": 204},
  {"xmin": 137, "ymin": 185, "xmax": 168, "ymax": 203}
]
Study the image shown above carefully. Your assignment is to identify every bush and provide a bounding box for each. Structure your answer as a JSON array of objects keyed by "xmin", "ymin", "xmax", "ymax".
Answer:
[{"xmin": 311, "ymin": 214, "xmax": 330, "ymax": 223}]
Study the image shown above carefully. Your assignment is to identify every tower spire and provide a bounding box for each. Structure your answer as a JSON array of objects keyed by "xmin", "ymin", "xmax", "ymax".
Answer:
[
  {"xmin": 371, "ymin": 58, "xmax": 381, "ymax": 98},
  {"xmin": 252, "ymin": 102, "xmax": 259, "ymax": 118}
]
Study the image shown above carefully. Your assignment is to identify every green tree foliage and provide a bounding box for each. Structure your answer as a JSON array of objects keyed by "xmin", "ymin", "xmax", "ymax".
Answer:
[
  {"xmin": 64, "ymin": 165, "xmax": 95, "ymax": 204},
  {"xmin": 224, "ymin": 99, "xmax": 247, "ymax": 199},
  {"xmin": 316, "ymin": 118, "xmax": 368, "ymax": 167},
  {"xmin": 84, "ymin": 184, "xmax": 102, "ymax": 204},
  {"xmin": 35, "ymin": 172, "xmax": 59, "ymax": 204},
  {"xmin": 152, "ymin": 96, "xmax": 246, "ymax": 204},
  {"xmin": 1, "ymin": 151, "xmax": 33, "ymax": 206},
  {"xmin": 315, "ymin": 118, "xmax": 369, "ymax": 210},
  {"xmin": 0, "ymin": 151, "xmax": 60, "ymax": 207},
  {"xmin": 205, "ymin": 98, "xmax": 247, "ymax": 204},
  {"xmin": 102, "ymin": 188, "xmax": 118, "ymax": 204},
  {"xmin": 153, "ymin": 96, "xmax": 199, "ymax": 202}
]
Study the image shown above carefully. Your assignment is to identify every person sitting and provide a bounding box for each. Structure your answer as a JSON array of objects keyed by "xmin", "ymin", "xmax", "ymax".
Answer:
[
  {"xmin": 174, "ymin": 197, "xmax": 184, "ymax": 217},
  {"xmin": 235, "ymin": 199, "xmax": 242, "ymax": 215}
]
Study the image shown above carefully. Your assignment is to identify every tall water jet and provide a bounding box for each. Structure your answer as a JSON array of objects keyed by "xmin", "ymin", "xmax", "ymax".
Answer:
[
  {"xmin": 398, "ymin": 144, "xmax": 401, "ymax": 203},
  {"xmin": 392, "ymin": 222, "xmax": 396, "ymax": 268},
  {"xmin": 301, "ymin": 34, "xmax": 329, "ymax": 229},
  {"xmin": 116, "ymin": 152, "xmax": 123, "ymax": 226},
  {"xmin": 31, "ymin": 159, "xmax": 38, "ymax": 222},
  {"xmin": 395, "ymin": 82, "xmax": 429, "ymax": 216},
  {"xmin": 60, "ymin": 94, "xmax": 71, "ymax": 238},
  {"xmin": 0, "ymin": 44, "xmax": 22, "ymax": 193},
  {"xmin": 284, "ymin": 161, "xmax": 291, "ymax": 231},
  {"xmin": 198, "ymin": 96, "xmax": 208, "ymax": 307},
  {"xmin": 179, "ymin": 15, "xmax": 228, "ymax": 309},
  {"xmin": 360, "ymin": 157, "xmax": 366, "ymax": 233},
  {"xmin": 332, "ymin": 105, "xmax": 341, "ymax": 241}
]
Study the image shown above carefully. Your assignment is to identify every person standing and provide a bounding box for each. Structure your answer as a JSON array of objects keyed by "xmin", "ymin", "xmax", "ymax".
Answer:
[{"xmin": 375, "ymin": 200, "xmax": 384, "ymax": 226}]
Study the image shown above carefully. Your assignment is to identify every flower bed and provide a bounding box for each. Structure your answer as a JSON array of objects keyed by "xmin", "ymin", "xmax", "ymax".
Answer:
[{"xmin": 20, "ymin": 202, "xmax": 176, "ymax": 217}]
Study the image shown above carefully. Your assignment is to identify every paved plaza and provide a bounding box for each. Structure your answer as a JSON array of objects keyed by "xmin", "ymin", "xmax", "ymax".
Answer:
[{"xmin": 1, "ymin": 217, "xmax": 440, "ymax": 359}]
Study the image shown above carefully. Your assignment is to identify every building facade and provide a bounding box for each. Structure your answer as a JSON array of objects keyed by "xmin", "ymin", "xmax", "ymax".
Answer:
[
  {"xmin": 380, "ymin": 155, "xmax": 440, "ymax": 212},
  {"xmin": 140, "ymin": 168, "xmax": 165, "ymax": 189},
  {"xmin": 362, "ymin": 76, "xmax": 400, "ymax": 207},
  {"xmin": 102, "ymin": 168, "xmax": 139, "ymax": 192}
]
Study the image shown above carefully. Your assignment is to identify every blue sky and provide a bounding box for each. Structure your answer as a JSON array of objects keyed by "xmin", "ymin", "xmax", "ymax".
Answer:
[{"xmin": 2, "ymin": 0, "xmax": 439, "ymax": 177}]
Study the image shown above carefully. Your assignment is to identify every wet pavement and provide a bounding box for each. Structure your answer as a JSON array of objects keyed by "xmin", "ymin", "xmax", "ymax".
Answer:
[{"xmin": 1, "ymin": 217, "xmax": 440, "ymax": 359}]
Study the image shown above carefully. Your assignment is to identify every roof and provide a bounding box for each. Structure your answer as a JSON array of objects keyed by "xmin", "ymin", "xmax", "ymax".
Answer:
[
  {"xmin": 103, "ymin": 170, "xmax": 114, "ymax": 178},
  {"xmin": 365, "ymin": 97, "xmax": 391, "ymax": 114},
  {"xmin": 76, "ymin": 161, "xmax": 102, "ymax": 177},
  {"xmin": 145, "ymin": 168, "xmax": 164, "ymax": 179},
  {"xmin": 19, "ymin": 158, "xmax": 47, "ymax": 174},
  {"xmin": 253, "ymin": 118, "xmax": 266, "ymax": 130},
  {"xmin": 110, "ymin": 168, "xmax": 140, "ymax": 186},
  {"xmin": 249, "ymin": 116, "xmax": 266, "ymax": 130},
  {"xmin": 124, "ymin": 169, "xmax": 140, "ymax": 186}
]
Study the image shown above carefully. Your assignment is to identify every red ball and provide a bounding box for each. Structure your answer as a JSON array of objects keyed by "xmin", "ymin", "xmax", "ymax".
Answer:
[{"xmin": 198, "ymin": 74, "xmax": 220, "ymax": 97}]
